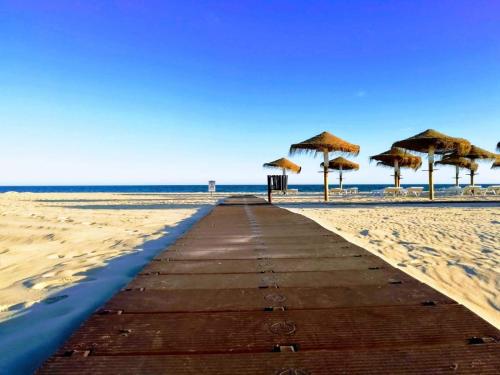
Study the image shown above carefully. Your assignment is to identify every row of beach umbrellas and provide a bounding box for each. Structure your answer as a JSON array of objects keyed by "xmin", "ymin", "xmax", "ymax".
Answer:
[{"xmin": 263, "ymin": 129, "xmax": 499, "ymax": 201}]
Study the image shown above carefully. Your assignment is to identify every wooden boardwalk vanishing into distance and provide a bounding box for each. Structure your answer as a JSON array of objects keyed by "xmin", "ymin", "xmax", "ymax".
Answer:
[{"xmin": 40, "ymin": 196, "xmax": 500, "ymax": 374}]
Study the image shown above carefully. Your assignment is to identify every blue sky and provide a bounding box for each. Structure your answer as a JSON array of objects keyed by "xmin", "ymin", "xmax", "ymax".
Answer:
[{"xmin": 1, "ymin": 1, "xmax": 499, "ymax": 185}]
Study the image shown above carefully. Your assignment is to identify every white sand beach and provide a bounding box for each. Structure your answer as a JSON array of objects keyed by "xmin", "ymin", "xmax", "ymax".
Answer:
[
  {"xmin": 273, "ymin": 193, "xmax": 500, "ymax": 328},
  {"xmin": 0, "ymin": 192, "xmax": 221, "ymax": 322}
]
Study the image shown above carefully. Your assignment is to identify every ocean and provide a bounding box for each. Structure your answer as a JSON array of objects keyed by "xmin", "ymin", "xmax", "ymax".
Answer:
[{"xmin": 0, "ymin": 184, "xmax": 496, "ymax": 194}]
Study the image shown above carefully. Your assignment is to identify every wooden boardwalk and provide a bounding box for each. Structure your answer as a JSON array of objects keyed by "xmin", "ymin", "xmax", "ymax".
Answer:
[{"xmin": 39, "ymin": 196, "xmax": 500, "ymax": 374}]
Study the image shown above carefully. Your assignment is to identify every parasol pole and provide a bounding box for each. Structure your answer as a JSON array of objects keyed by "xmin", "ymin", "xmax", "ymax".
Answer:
[
  {"xmin": 470, "ymin": 167, "xmax": 475, "ymax": 186},
  {"xmin": 323, "ymin": 150, "xmax": 329, "ymax": 202},
  {"xmin": 428, "ymin": 146, "xmax": 435, "ymax": 200},
  {"xmin": 455, "ymin": 165, "xmax": 460, "ymax": 187},
  {"xmin": 394, "ymin": 159, "xmax": 399, "ymax": 187},
  {"xmin": 339, "ymin": 165, "xmax": 343, "ymax": 189}
]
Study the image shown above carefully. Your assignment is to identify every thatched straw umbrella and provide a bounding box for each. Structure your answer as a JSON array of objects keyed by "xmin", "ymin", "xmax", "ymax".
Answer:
[
  {"xmin": 393, "ymin": 129, "xmax": 471, "ymax": 200},
  {"xmin": 290, "ymin": 131, "xmax": 360, "ymax": 201},
  {"xmin": 320, "ymin": 157, "xmax": 359, "ymax": 189},
  {"xmin": 263, "ymin": 158, "xmax": 301, "ymax": 175},
  {"xmin": 370, "ymin": 147, "xmax": 422, "ymax": 187},
  {"xmin": 494, "ymin": 143, "xmax": 500, "ymax": 169},
  {"xmin": 459, "ymin": 145, "xmax": 498, "ymax": 186},
  {"xmin": 435, "ymin": 156, "xmax": 478, "ymax": 187}
]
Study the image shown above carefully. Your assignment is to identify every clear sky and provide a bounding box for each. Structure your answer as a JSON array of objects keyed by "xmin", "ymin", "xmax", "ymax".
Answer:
[{"xmin": 1, "ymin": 1, "xmax": 499, "ymax": 185}]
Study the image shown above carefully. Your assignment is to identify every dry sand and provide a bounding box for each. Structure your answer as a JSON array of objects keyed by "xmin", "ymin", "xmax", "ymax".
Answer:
[
  {"xmin": 0, "ymin": 192, "xmax": 221, "ymax": 322},
  {"xmin": 274, "ymin": 193, "xmax": 500, "ymax": 328}
]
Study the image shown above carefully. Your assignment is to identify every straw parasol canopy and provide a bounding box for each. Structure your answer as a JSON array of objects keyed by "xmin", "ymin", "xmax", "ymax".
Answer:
[
  {"xmin": 290, "ymin": 131, "xmax": 360, "ymax": 201},
  {"xmin": 393, "ymin": 129, "xmax": 471, "ymax": 155},
  {"xmin": 263, "ymin": 158, "xmax": 301, "ymax": 174},
  {"xmin": 321, "ymin": 157, "xmax": 360, "ymax": 171},
  {"xmin": 320, "ymin": 157, "xmax": 359, "ymax": 189},
  {"xmin": 370, "ymin": 148, "xmax": 422, "ymax": 187},
  {"xmin": 492, "ymin": 157, "xmax": 500, "ymax": 169},
  {"xmin": 436, "ymin": 156, "xmax": 478, "ymax": 186},
  {"xmin": 445, "ymin": 145, "xmax": 498, "ymax": 185},
  {"xmin": 290, "ymin": 131, "xmax": 360, "ymax": 156},
  {"xmin": 392, "ymin": 129, "xmax": 471, "ymax": 199}
]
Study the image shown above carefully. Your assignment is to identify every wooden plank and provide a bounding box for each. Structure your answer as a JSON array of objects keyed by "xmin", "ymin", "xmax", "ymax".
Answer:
[
  {"xmin": 105, "ymin": 285, "xmax": 456, "ymax": 313},
  {"xmin": 141, "ymin": 256, "xmax": 386, "ymax": 274},
  {"xmin": 127, "ymin": 269, "xmax": 415, "ymax": 290},
  {"xmin": 39, "ymin": 345, "xmax": 500, "ymax": 375},
  {"xmin": 56, "ymin": 305, "xmax": 498, "ymax": 356}
]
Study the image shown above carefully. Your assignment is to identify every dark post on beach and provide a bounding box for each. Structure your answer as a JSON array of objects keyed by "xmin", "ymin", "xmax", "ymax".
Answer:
[{"xmin": 267, "ymin": 175, "xmax": 272, "ymax": 204}]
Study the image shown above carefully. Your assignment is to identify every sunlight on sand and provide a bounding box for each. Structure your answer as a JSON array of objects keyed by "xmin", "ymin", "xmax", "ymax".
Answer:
[
  {"xmin": 275, "ymin": 193, "xmax": 500, "ymax": 328},
  {"xmin": 0, "ymin": 192, "xmax": 221, "ymax": 322}
]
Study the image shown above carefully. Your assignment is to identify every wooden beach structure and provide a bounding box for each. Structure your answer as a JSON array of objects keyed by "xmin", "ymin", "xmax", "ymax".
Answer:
[
  {"xmin": 320, "ymin": 156, "xmax": 359, "ymax": 189},
  {"xmin": 290, "ymin": 131, "xmax": 359, "ymax": 202},
  {"xmin": 393, "ymin": 129, "xmax": 471, "ymax": 200},
  {"xmin": 39, "ymin": 196, "xmax": 500, "ymax": 373},
  {"xmin": 370, "ymin": 147, "xmax": 422, "ymax": 188},
  {"xmin": 436, "ymin": 156, "xmax": 478, "ymax": 187}
]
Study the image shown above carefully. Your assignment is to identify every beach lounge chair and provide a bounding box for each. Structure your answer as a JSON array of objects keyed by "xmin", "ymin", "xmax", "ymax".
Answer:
[
  {"xmin": 462, "ymin": 186, "xmax": 485, "ymax": 196},
  {"xmin": 406, "ymin": 187, "xmax": 424, "ymax": 197},
  {"xmin": 329, "ymin": 188, "xmax": 344, "ymax": 195},
  {"xmin": 346, "ymin": 187, "xmax": 358, "ymax": 194},
  {"xmin": 486, "ymin": 186, "xmax": 500, "ymax": 195},
  {"xmin": 383, "ymin": 187, "xmax": 407, "ymax": 196}
]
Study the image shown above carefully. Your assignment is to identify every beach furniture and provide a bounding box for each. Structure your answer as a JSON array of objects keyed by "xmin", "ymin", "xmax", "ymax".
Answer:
[
  {"xmin": 346, "ymin": 187, "xmax": 358, "ymax": 194},
  {"xmin": 462, "ymin": 185, "xmax": 486, "ymax": 195},
  {"xmin": 406, "ymin": 187, "xmax": 424, "ymax": 197},
  {"xmin": 290, "ymin": 131, "xmax": 360, "ymax": 202},
  {"xmin": 263, "ymin": 158, "xmax": 301, "ymax": 175},
  {"xmin": 393, "ymin": 129, "xmax": 471, "ymax": 200},
  {"xmin": 486, "ymin": 186, "xmax": 500, "ymax": 195},
  {"xmin": 321, "ymin": 157, "xmax": 360, "ymax": 192},
  {"xmin": 436, "ymin": 156, "xmax": 477, "ymax": 187},
  {"xmin": 383, "ymin": 187, "xmax": 407, "ymax": 196},
  {"xmin": 370, "ymin": 148, "xmax": 422, "ymax": 188},
  {"xmin": 329, "ymin": 188, "xmax": 344, "ymax": 195},
  {"xmin": 461, "ymin": 145, "xmax": 497, "ymax": 186}
]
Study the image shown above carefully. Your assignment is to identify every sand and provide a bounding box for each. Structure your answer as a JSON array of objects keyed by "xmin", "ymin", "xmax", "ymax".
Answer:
[
  {"xmin": 0, "ymin": 192, "xmax": 221, "ymax": 322},
  {"xmin": 274, "ymin": 193, "xmax": 500, "ymax": 328}
]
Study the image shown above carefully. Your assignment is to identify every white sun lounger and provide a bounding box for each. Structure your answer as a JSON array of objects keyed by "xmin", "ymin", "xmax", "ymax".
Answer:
[
  {"xmin": 486, "ymin": 186, "xmax": 500, "ymax": 195},
  {"xmin": 383, "ymin": 187, "xmax": 407, "ymax": 196},
  {"xmin": 462, "ymin": 186, "xmax": 486, "ymax": 195},
  {"xmin": 406, "ymin": 187, "xmax": 424, "ymax": 197},
  {"xmin": 346, "ymin": 187, "xmax": 358, "ymax": 194},
  {"xmin": 329, "ymin": 188, "xmax": 345, "ymax": 195}
]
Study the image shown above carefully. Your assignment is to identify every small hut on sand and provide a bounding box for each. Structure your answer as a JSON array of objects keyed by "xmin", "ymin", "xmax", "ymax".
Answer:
[
  {"xmin": 290, "ymin": 131, "xmax": 359, "ymax": 201},
  {"xmin": 393, "ymin": 129, "xmax": 470, "ymax": 200},
  {"xmin": 320, "ymin": 157, "xmax": 359, "ymax": 189},
  {"xmin": 370, "ymin": 147, "xmax": 421, "ymax": 187}
]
